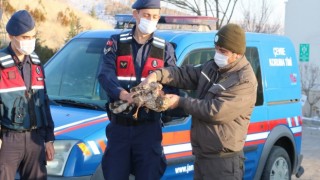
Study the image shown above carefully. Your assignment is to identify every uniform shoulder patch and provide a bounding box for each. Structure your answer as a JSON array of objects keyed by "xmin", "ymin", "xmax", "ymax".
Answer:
[
  {"xmin": 104, "ymin": 40, "xmax": 113, "ymax": 54},
  {"xmin": 106, "ymin": 40, "xmax": 113, "ymax": 46}
]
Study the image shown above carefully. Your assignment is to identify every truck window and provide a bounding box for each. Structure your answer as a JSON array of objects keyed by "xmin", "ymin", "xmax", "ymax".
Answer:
[
  {"xmin": 181, "ymin": 48, "xmax": 214, "ymax": 66},
  {"xmin": 245, "ymin": 47, "xmax": 263, "ymax": 106},
  {"xmin": 180, "ymin": 47, "xmax": 263, "ymax": 106},
  {"xmin": 179, "ymin": 48, "xmax": 215, "ymax": 98},
  {"xmin": 45, "ymin": 38, "xmax": 108, "ymax": 108}
]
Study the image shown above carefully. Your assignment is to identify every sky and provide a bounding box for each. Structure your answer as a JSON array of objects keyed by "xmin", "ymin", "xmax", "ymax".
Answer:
[{"xmin": 234, "ymin": 0, "xmax": 287, "ymax": 25}]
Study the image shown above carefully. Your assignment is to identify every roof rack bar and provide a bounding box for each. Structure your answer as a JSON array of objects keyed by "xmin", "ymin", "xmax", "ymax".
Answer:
[{"xmin": 114, "ymin": 14, "xmax": 217, "ymax": 30}]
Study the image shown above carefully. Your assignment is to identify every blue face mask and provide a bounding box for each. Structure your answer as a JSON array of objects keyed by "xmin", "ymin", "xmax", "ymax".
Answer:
[{"xmin": 214, "ymin": 52, "xmax": 229, "ymax": 67}]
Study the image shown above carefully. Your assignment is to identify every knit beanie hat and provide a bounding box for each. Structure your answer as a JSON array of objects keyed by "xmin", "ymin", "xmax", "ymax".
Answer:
[
  {"xmin": 6, "ymin": 10, "xmax": 35, "ymax": 36},
  {"xmin": 214, "ymin": 23, "xmax": 246, "ymax": 54}
]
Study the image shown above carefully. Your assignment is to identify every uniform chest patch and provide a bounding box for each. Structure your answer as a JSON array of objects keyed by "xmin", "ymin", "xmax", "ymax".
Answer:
[
  {"xmin": 120, "ymin": 61, "xmax": 128, "ymax": 69},
  {"xmin": 7, "ymin": 71, "xmax": 16, "ymax": 79},
  {"xmin": 36, "ymin": 66, "xmax": 41, "ymax": 74},
  {"xmin": 152, "ymin": 60, "xmax": 158, "ymax": 68}
]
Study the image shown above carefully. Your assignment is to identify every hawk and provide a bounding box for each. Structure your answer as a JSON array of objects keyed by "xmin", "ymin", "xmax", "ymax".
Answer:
[{"xmin": 109, "ymin": 82, "xmax": 170, "ymax": 119}]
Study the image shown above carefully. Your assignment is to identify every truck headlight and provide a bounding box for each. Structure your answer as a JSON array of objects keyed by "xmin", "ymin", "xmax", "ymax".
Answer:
[{"xmin": 47, "ymin": 140, "xmax": 78, "ymax": 176}]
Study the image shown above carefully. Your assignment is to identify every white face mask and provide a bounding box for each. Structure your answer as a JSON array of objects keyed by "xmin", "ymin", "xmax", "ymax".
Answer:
[
  {"xmin": 138, "ymin": 18, "xmax": 158, "ymax": 34},
  {"xmin": 14, "ymin": 37, "xmax": 36, "ymax": 55},
  {"xmin": 214, "ymin": 52, "xmax": 229, "ymax": 67}
]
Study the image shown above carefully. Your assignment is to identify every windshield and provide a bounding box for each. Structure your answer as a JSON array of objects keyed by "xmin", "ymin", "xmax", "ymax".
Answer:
[{"xmin": 45, "ymin": 38, "xmax": 108, "ymax": 109}]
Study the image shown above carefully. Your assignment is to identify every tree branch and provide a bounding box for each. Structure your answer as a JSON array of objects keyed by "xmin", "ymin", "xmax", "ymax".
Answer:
[{"xmin": 161, "ymin": 0, "xmax": 201, "ymax": 15}]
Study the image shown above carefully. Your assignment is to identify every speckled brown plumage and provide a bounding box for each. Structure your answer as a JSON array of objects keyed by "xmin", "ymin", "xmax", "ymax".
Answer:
[{"xmin": 109, "ymin": 82, "xmax": 170, "ymax": 119}]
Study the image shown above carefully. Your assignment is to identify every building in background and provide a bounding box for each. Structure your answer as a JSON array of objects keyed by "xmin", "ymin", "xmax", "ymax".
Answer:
[{"xmin": 285, "ymin": 0, "xmax": 320, "ymax": 117}]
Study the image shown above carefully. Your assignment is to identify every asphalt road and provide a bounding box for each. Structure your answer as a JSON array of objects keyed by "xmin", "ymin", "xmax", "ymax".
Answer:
[{"xmin": 292, "ymin": 119, "xmax": 320, "ymax": 180}]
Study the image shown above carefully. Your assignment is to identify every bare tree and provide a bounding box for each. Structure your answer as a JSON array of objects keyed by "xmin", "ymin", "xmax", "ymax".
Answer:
[
  {"xmin": 300, "ymin": 63, "xmax": 320, "ymax": 117},
  {"xmin": 239, "ymin": 0, "xmax": 281, "ymax": 33},
  {"xmin": 161, "ymin": 0, "xmax": 238, "ymax": 29},
  {"xmin": 105, "ymin": 0, "xmax": 132, "ymax": 16}
]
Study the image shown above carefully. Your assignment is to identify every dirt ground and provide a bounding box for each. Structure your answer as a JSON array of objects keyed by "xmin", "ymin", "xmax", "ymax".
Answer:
[{"xmin": 292, "ymin": 119, "xmax": 320, "ymax": 180}]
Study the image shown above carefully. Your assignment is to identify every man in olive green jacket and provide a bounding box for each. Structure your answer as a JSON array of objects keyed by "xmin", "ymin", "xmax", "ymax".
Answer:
[{"xmin": 141, "ymin": 23, "xmax": 258, "ymax": 180}]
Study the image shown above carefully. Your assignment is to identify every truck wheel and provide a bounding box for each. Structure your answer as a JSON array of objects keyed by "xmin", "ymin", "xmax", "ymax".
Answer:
[{"xmin": 261, "ymin": 146, "xmax": 291, "ymax": 180}]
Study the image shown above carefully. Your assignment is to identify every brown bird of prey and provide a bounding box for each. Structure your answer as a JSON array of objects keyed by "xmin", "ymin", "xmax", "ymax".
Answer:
[{"xmin": 109, "ymin": 82, "xmax": 170, "ymax": 119}]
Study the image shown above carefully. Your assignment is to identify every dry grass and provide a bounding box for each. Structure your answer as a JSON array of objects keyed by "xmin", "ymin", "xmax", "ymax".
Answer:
[
  {"xmin": 2, "ymin": 0, "xmax": 189, "ymax": 50},
  {"xmin": 3, "ymin": 0, "xmax": 113, "ymax": 50}
]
